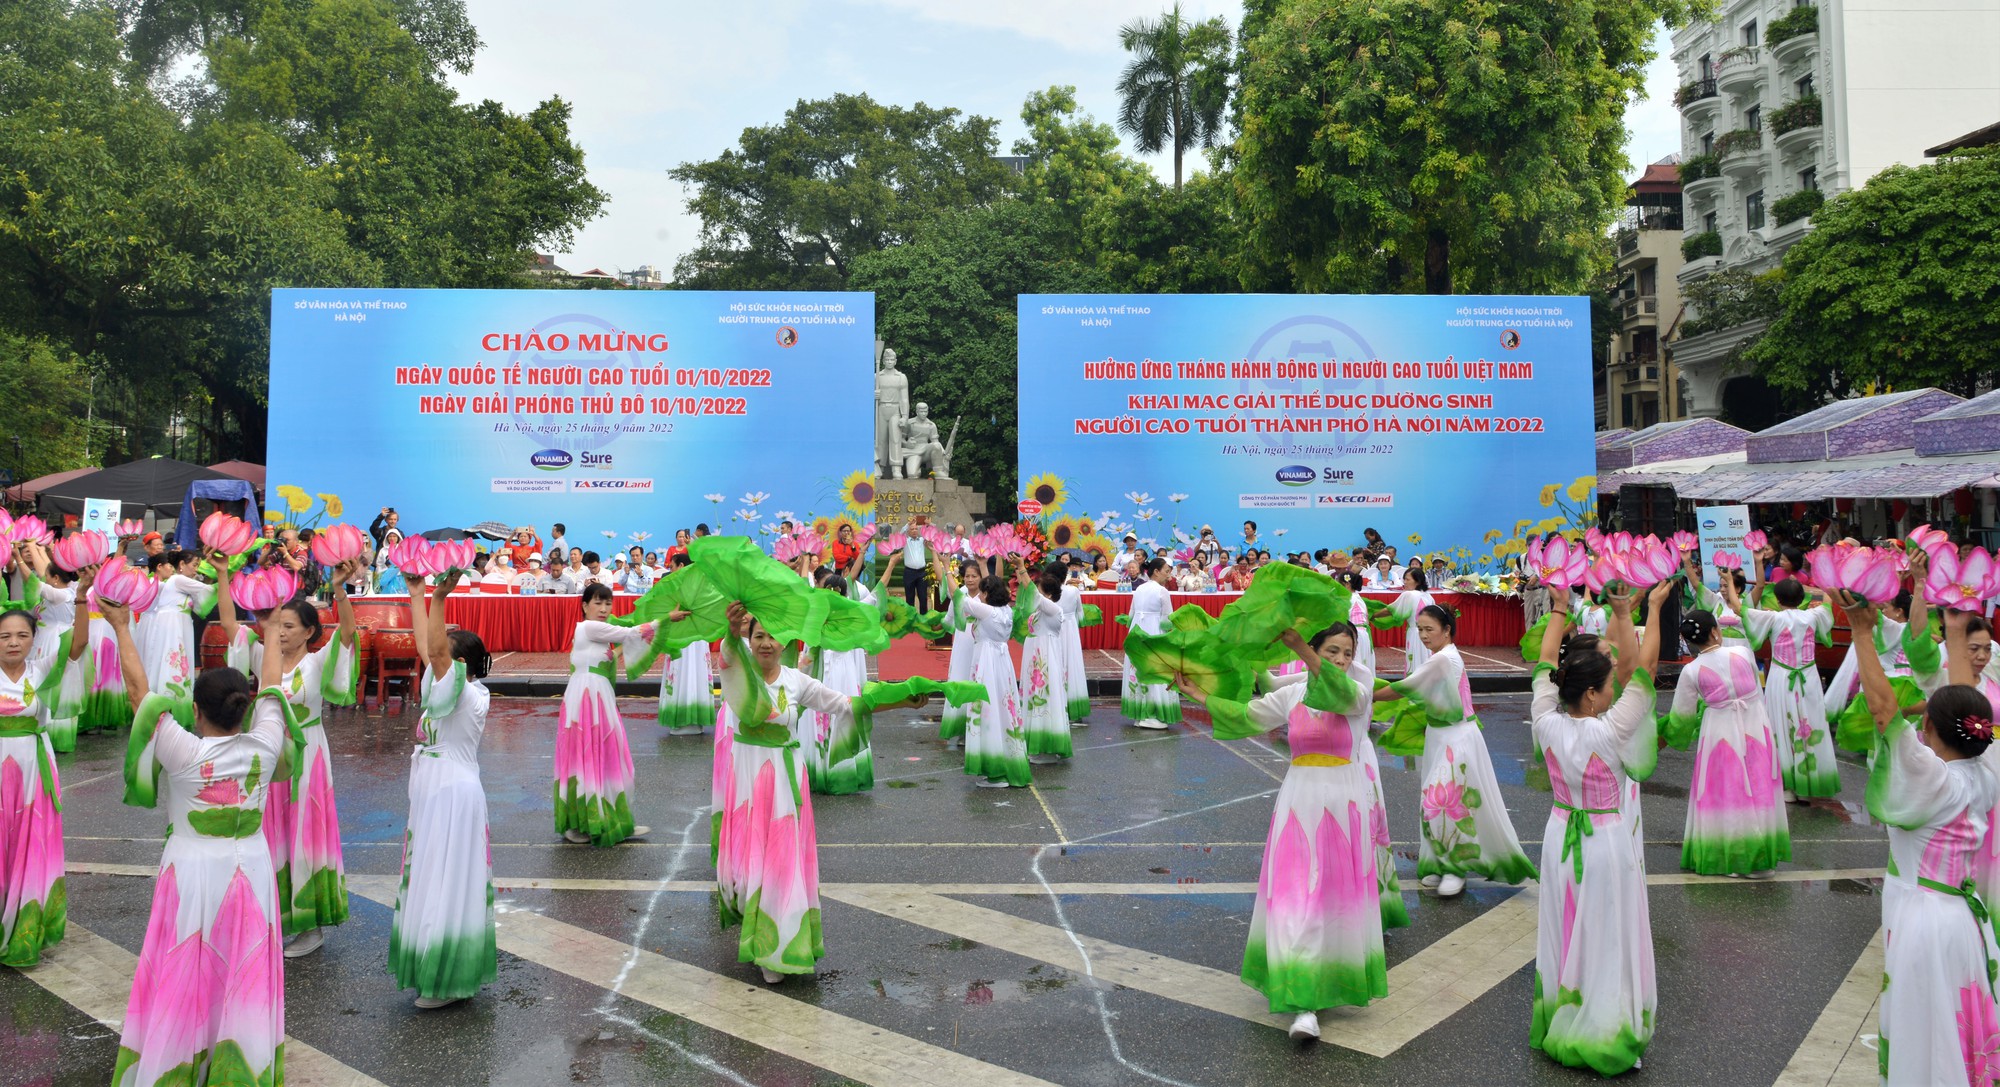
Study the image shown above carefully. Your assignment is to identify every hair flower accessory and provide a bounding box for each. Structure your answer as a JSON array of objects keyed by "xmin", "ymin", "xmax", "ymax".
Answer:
[{"xmin": 1962, "ymin": 714, "xmax": 1995, "ymax": 742}]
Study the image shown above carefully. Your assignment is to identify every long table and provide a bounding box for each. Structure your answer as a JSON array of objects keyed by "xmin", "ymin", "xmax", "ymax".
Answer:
[
  {"xmin": 440, "ymin": 593, "xmax": 640, "ymax": 653},
  {"xmin": 1078, "ymin": 590, "xmax": 1525, "ymax": 651},
  {"xmin": 435, "ymin": 588, "xmax": 1528, "ymax": 654}
]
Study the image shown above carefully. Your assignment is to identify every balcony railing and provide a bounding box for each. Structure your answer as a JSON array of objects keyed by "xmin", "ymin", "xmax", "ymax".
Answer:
[
  {"xmin": 1770, "ymin": 95, "xmax": 1822, "ymax": 137},
  {"xmin": 1622, "ymin": 295, "xmax": 1659, "ymax": 321},
  {"xmin": 1674, "ymin": 77, "xmax": 1719, "ymax": 110}
]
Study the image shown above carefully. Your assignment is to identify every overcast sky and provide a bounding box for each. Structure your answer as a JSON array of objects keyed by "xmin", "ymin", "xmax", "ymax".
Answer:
[{"xmin": 452, "ymin": 0, "xmax": 1683, "ymax": 277}]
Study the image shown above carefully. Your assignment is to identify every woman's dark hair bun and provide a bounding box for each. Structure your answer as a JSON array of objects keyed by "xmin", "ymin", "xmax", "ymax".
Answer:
[{"xmin": 1681, "ymin": 609, "xmax": 1720, "ymax": 647}]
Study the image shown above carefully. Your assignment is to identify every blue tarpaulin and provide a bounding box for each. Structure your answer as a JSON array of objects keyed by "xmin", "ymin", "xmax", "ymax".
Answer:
[{"xmin": 174, "ymin": 479, "xmax": 259, "ymax": 552}]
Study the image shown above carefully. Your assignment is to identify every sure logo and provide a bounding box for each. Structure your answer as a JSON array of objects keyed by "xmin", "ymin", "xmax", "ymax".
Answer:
[
  {"xmin": 530, "ymin": 448, "xmax": 572, "ymax": 471},
  {"xmin": 1275, "ymin": 465, "xmax": 1315, "ymax": 487}
]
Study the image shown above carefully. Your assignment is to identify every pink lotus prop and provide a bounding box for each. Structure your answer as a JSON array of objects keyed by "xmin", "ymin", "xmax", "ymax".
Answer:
[
  {"xmin": 431, "ymin": 540, "xmax": 480, "ymax": 576},
  {"xmin": 91, "ymin": 555, "xmax": 159, "ymax": 615},
  {"xmin": 12, "ymin": 514, "xmax": 52, "ymax": 547},
  {"xmin": 199, "ymin": 511, "xmax": 259, "ymax": 556},
  {"xmin": 855, "ymin": 523, "xmax": 878, "ymax": 548},
  {"xmin": 1925, "ymin": 547, "xmax": 2000, "ymax": 612},
  {"xmin": 231, "ymin": 567, "xmax": 299, "ymax": 613},
  {"xmin": 0, "ymin": 511, "xmax": 12, "ymax": 540},
  {"xmin": 1807, "ymin": 545, "xmax": 1902, "ymax": 604},
  {"xmin": 1908, "ymin": 524, "xmax": 1954, "ymax": 563},
  {"xmin": 1622, "ymin": 536, "xmax": 1680, "ymax": 587},
  {"xmin": 0, "ymin": 539, "xmax": 10, "ymax": 572},
  {"xmin": 1526, "ymin": 535, "xmax": 1587, "ymax": 592},
  {"xmin": 1583, "ymin": 527, "xmax": 1605, "ymax": 553},
  {"xmin": 875, "ymin": 531, "xmax": 908, "ymax": 556},
  {"xmin": 51, "ymin": 531, "xmax": 108, "ymax": 573},
  {"xmin": 1712, "ymin": 551, "xmax": 1744, "ymax": 571},
  {"xmin": 386, "ymin": 536, "xmax": 438, "ymax": 576},
  {"xmin": 773, "ymin": 532, "xmax": 824, "ymax": 563},
  {"xmin": 1672, "ymin": 531, "xmax": 1699, "ymax": 553},
  {"xmin": 310, "ymin": 523, "xmax": 367, "ymax": 566},
  {"xmin": 1741, "ymin": 529, "xmax": 1768, "ymax": 554},
  {"xmin": 113, "ymin": 519, "xmax": 146, "ymax": 539}
]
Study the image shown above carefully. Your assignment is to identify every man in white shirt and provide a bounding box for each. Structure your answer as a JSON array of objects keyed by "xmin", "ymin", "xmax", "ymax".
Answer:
[
  {"xmin": 548, "ymin": 523, "xmax": 569, "ymax": 561},
  {"xmin": 902, "ymin": 518, "xmax": 932, "ymax": 610},
  {"xmin": 622, "ymin": 546, "xmax": 656, "ymax": 594},
  {"xmin": 1364, "ymin": 554, "xmax": 1403, "ymax": 589},
  {"xmin": 583, "ymin": 550, "xmax": 617, "ymax": 589}
]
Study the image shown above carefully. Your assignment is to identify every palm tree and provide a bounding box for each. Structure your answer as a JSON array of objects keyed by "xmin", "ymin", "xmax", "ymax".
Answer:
[{"xmin": 1115, "ymin": 3, "xmax": 1233, "ymax": 192}]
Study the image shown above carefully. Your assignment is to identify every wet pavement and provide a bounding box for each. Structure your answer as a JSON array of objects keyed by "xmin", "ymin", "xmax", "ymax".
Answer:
[{"xmin": 9, "ymin": 690, "xmax": 1890, "ymax": 1086}]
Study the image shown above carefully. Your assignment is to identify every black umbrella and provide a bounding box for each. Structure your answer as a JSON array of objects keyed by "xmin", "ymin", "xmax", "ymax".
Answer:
[
  {"xmin": 1044, "ymin": 547, "xmax": 1094, "ymax": 564},
  {"xmin": 419, "ymin": 527, "xmax": 475, "ymax": 541},
  {"xmin": 469, "ymin": 520, "xmax": 512, "ymax": 541}
]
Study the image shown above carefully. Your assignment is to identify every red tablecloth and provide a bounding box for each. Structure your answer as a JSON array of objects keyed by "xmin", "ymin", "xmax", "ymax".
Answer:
[
  {"xmin": 441, "ymin": 593, "xmax": 639, "ymax": 653},
  {"xmin": 1078, "ymin": 591, "xmax": 1525, "ymax": 650}
]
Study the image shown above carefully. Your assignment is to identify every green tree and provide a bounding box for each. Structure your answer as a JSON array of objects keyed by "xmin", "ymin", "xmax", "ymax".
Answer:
[
  {"xmin": 1115, "ymin": 2, "xmax": 1233, "ymax": 191},
  {"xmin": 851, "ymin": 202, "xmax": 1111, "ymax": 502},
  {"xmin": 1748, "ymin": 146, "xmax": 2000, "ymax": 398},
  {"xmin": 1235, "ymin": 0, "xmax": 1698, "ymax": 295},
  {"xmin": 0, "ymin": 332, "xmax": 89, "ymax": 482},
  {"xmin": 1081, "ymin": 170, "xmax": 1244, "ymax": 293},
  {"xmin": 1012, "ymin": 86, "xmax": 1152, "ymax": 254},
  {"xmin": 670, "ymin": 94, "xmax": 1012, "ymax": 290}
]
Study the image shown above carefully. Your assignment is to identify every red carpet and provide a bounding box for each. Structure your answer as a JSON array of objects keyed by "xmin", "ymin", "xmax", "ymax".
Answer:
[{"xmin": 875, "ymin": 634, "xmax": 1021, "ymax": 682}]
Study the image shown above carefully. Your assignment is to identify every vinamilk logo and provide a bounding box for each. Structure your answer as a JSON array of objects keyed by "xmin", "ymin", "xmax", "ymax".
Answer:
[
  {"xmin": 1275, "ymin": 465, "xmax": 1315, "ymax": 487},
  {"xmin": 530, "ymin": 448, "xmax": 572, "ymax": 471}
]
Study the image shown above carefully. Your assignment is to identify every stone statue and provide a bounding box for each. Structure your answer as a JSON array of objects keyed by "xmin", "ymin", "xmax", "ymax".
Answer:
[
  {"xmin": 874, "ymin": 346, "xmax": 910, "ymax": 478},
  {"xmin": 897, "ymin": 402, "xmax": 955, "ymax": 480}
]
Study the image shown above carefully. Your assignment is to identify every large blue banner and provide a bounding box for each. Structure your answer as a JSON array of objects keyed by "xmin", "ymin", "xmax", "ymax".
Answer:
[
  {"xmin": 1017, "ymin": 294, "xmax": 1594, "ymax": 566},
  {"xmin": 269, "ymin": 289, "xmax": 874, "ymax": 543}
]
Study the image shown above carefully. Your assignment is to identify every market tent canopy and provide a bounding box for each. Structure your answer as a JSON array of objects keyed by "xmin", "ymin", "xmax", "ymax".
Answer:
[
  {"xmin": 34, "ymin": 456, "xmax": 235, "ymax": 518},
  {"xmin": 1744, "ymin": 388, "xmax": 1962, "ymax": 464},
  {"xmin": 3, "ymin": 466, "xmax": 95, "ymax": 504},
  {"xmin": 207, "ymin": 460, "xmax": 266, "ymax": 490},
  {"xmin": 1596, "ymin": 418, "xmax": 1749, "ymax": 472}
]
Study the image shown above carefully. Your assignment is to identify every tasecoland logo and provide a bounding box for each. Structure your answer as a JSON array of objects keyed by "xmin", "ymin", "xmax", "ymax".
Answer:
[
  {"xmin": 1275, "ymin": 465, "xmax": 1315, "ymax": 487},
  {"xmin": 531, "ymin": 448, "xmax": 573, "ymax": 471}
]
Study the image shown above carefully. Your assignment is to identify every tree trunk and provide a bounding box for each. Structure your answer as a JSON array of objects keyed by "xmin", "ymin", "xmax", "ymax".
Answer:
[
  {"xmin": 1173, "ymin": 143, "xmax": 1183, "ymax": 192},
  {"xmin": 1424, "ymin": 229, "xmax": 1450, "ymax": 295}
]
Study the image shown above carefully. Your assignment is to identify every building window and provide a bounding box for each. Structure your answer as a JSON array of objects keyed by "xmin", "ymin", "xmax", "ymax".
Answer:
[
  {"xmin": 1638, "ymin": 267, "xmax": 1656, "ymax": 296},
  {"xmin": 1746, "ymin": 190, "xmax": 1766, "ymax": 230},
  {"xmin": 1799, "ymin": 165, "xmax": 1818, "ymax": 191},
  {"xmin": 1704, "ymin": 211, "xmax": 1718, "ymax": 234},
  {"xmin": 1702, "ymin": 131, "xmax": 1715, "ymax": 155},
  {"xmin": 1746, "ymin": 105, "xmax": 1762, "ymax": 132},
  {"xmin": 1699, "ymin": 52, "xmax": 1713, "ymax": 78},
  {"xmin": 1741, "ymin": 21, "xmax": 1758, "ymax": 46},
  {"xmin": 1795, "ymin": 74, "xmax": 1815, "ymax": 98}
]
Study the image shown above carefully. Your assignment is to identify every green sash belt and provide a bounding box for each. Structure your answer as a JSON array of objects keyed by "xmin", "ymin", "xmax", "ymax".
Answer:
[
  {"xmin": 0, "ymin": 723, "xmax": 59, "ymax": 811},
  {"xmin": 1918, "ymin": 875, "xmax": 1998, "ymax": 993},
  {"xmin": 1553, "ymin": 799, "xmax": 1618, "ymax": 882}
]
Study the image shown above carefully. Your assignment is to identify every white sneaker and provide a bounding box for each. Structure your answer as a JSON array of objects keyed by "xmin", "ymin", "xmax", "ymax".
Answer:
[
  {"xmin": 1782, "ymin": 789, "xmax": 1799, "ymax": 804},
  {"xmin": 759, "ymin": 967, "xmax": 786, "ymax": 984},
  {"xmin": 563, "ymin": 829, "xmax": 591, "ymax": 844},
  {"xmin": 1420, "ymin": 874, "xmax": 1441, "ymax": 888},
  {"xmin": 626, "ymin": 826, "xmax": 651, "ymax": 840},
  {"xmin": 975, "ymin": 779, "xmax": 1013, "ymax": 789},
  {"xmin": 1288, "ymin": 1012, "xmax": 1320, "ymax": 1041},
  {"xmin": 1436, "ymin": 874, "xmax": 1466, "ymax": 897},
  {"xmin": 1130, "ymin": 718, "xmax": 1168, "ymax": 730},
  {"xmin": 413, "ymin": 996, "xmax": 462, "ymax": 1009},
  {"xmin": 282, "ymin": 928, "xmax": 323, "ymax": 959},
  {"xmin": 1028, "ymin": 754, "xmax": 1060, "ymax": 765},
  {"xmin": 665, "ymin": 726, "xmax": 704, "ymax": 736}
]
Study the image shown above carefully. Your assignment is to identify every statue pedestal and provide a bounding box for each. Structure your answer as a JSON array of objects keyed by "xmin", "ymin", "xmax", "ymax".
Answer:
[{"xmin": 876, "ymin": 478, "xmax": 985, "ymax": 530}]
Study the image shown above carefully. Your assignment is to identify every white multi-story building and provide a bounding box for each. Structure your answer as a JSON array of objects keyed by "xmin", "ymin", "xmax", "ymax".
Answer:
[{"xmin": 1666, "ymin": 0, "xmax": 2000, "ymax": 421}]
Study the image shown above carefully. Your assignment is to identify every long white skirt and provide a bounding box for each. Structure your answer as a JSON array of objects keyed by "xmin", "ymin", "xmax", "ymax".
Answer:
[
  {"xmin": 1532, "ymin": 804, "xmax": 1655, "ymax": 1075},
  {"xmin": 134, "ymin": 609, "xmax": 196, "ymax": 713},
  {"xmin": 1020, "ymin": 630, "xmax": 1071, "ymax": 759},
  {"xmin": 389, "ymin": 751, "xmax": 495, "ymax": 1000},
  {"xmin": 1061, "ymin": 622, "xmax": 1090, "ymax": 722},
  {"xmin": 1880, "ymin": 879, "xmax": 2000, "ymax": 1087},
  {"xmin": 941, "ymin": 629, "xmax": 975, "ymax": 740},
  {"xmin": 807, "ymin": 647, "xmax": 872, "ymax": 794},
  {"xmin": 658, "ymin": 641, "xmax": 714, "ymax": 732},
  {"xmin": 1416, "ymin": 720, "xmax": 1536, "ymax": 883}
]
